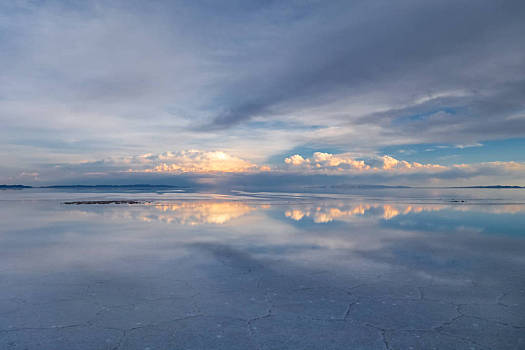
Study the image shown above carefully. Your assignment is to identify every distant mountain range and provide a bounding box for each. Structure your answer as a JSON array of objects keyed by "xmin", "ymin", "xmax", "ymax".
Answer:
[
  {"xmin": 0, "ymin": 185, "xmax": 33, "ymax": 189},
  {"xmin": 1, "ymin": 184, "xmax": 524, "ymax": 190},
  {"xmin": 42, "ymin": 184, "xmax": 183, "ymax": 189},
  {"xmin": 1, "ymin": 184, "xmax": 184, "ymax": 189},
  {"xmin": 313, "ymin": 184, "xmax": 524, "ymax": 189},
  {"xmin": 449, "ymin": 185, "xmax": 524, "ymax": 189}
]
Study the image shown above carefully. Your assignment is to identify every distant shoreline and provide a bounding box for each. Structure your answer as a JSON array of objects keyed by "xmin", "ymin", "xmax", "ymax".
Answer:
[
  {"xmin": 1, "ymin": 184, "xmax": 183, "ymax": 189},
  {"xmin": 2, "ymin": 184, "xmax": 524, "ymax": 190}
]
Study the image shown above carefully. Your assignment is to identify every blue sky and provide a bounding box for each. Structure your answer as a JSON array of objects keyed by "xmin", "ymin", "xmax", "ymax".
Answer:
[
  {"xmin": 1, "ymin": 0, "xmax": 524, "ymax": 186},
  {"xmin": 380, "ymin": 138, "xmax": 525, "ymax": 166}
]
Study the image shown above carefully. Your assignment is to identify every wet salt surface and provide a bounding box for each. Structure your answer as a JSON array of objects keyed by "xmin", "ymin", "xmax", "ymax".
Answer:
[{"xmin": 0, "ymin": 189, "xmax": 524, "ymax": 349}]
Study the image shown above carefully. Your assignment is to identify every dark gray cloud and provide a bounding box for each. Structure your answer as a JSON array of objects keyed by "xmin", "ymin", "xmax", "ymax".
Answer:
[
  {"xmin": 201, "ymin": 0, "xmax": 525, "ymax": 133},
  {"xmin": 350, "ymin": 79, "xmax": 525, "ymax": 144},
  {"xmin": 1, "ymin": 0, "xmax": 524, "ymax": 180}
]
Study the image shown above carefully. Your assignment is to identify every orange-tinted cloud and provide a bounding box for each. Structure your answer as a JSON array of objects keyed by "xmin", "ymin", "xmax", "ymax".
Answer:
[
  {"xmin": 143, "ymin": 201, "xmax": 256, "ymax": 225},
  {"xmin": 139, "ymin": 150, "xmax": 257, "ymax": 173}
]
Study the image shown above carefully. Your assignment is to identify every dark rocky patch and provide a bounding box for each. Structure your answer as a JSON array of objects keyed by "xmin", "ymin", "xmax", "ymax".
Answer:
[{"xmin": 63, "ymin": 200, "xmax": 145, "ymax": 205}]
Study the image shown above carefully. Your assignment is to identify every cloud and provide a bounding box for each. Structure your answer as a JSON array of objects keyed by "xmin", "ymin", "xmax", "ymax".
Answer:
[
  {"xmin": 284, "ymin": 154, "xmax": 306, "ymax": 166},
  {"xmin": 284, "ymin": 152, "xmax": 369, "ymax": 170},
  {"xmin": 7, "ymin": 148, "xmax": 524, "ymax": 187},
  {"xmin": 378, "ymin": 156, "xmax": 446, "ymax": 171},
  {"xmin": 283, "ymin": 152, "xmax": 445, "ymax": 173},
  {"xmin": 200, "ymin": 0, "xmax": 525, "ymax": 135},
  {"xmin": 0, "ymin": 2, "xmax": 523, "ymax": 185},
  {"xmin": 1, "ymin": 0, "xmax": 524, "ymax": 170},
  {"xmin": 140, "ymin": 150, "xmax": 257, "ymax": 174},
  {"xmin": 455, "ymin": 143, "xmax": 483, "ymax": 149}
]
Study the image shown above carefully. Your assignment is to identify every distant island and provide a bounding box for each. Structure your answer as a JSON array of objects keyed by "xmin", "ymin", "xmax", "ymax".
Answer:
[
  {"xmin": 1, "ymin": 184, "xmax": 184, "ymax": 190},
  {"xmin": 2, "ymin": 184, "xmax": 524, "ymax": 190},
  {"xmin": 311, "ymin": 184, "xmax": 524, "ymax": 189},
  {"xmin": 449, "ymin": 185, "xmax": 524, "ymax": 189},
  {"xmin": 0, "ymin": 185, "xmax": 33, "ymax": 189},
  {"xmin": 41, "ymin": 184, "xmax": 183, "ymax": 189}
]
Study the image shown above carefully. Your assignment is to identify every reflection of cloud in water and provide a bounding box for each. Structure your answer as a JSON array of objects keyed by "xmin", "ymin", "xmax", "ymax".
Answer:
[
  {"xmin": 285, "ymin": 204, "xmax": 445, "ymax": 223},
  {"xmin": 2, "ymin": 194, "xmax": 525, "ymax": 293},
  {"xmin": 454, "ymin": 204, "xmax": 525, "ymax": 215},
  {"xmin": 62, "ymin": 198, "xmax": 525, "ymax": 227},
  {"xmin": 141, "ymin": 201, "xmax": 257, "ymax": 225}
]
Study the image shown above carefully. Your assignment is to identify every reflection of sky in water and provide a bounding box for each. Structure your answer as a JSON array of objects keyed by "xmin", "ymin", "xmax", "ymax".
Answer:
[
  {"xmin": 1, "ymin": 190, "xmax": 524, "ymax": 348},
  {"xmin": 142, "ymin": 202, "xmax": 257, "ymax": 225},
  {"xmin": 29, "ymin": 196, "xmax": 525, "ymax": 230},
  {"xmin": 284, "ymin": 203, "xmax": 446, "ymax": 222},
  {"xmin": 281, "ymin": 202, "xmax": 525, "ymax": 236},
  {"xmin": 2, "ymin": 191, "xmax": 524, "ymax": 273}
]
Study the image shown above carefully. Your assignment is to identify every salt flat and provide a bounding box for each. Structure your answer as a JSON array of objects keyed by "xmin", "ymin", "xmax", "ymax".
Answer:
[{"xmin": 0, "ymin": 189, "xmax": 524, "ymax": 349}]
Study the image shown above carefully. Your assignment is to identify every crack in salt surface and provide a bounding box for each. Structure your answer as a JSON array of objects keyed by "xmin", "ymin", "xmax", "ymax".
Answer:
[
  {"xmin": 0, "ymin": 323, "xmax": 87, "ymax": 333},
  {"xmin": 106, "ymin": 314, "xmax": 204, "ymax": 350},
  {"xmin": 380, "ymin": 329, "xmax": 392, "ymax": 350}
]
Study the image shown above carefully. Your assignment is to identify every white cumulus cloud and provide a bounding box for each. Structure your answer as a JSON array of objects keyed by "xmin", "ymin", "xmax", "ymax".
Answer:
[
  {"xmin": 141, "ymin": 150, "xmax": 257, "ymax": 173},
  {"xmin": 284, "ymin": 152, "xmax": 445, "ymax": 173}
]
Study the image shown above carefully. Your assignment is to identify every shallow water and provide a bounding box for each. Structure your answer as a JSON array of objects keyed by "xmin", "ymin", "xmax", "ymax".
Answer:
[{"xmin": 1, "ymin": 189, "xmax": 524, "ymax": 349}]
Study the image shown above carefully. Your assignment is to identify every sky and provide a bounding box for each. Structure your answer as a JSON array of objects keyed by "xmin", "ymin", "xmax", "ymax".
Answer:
[{"xmin": 1, "ymin": 0, "xmax": 525, "ymax": 187}]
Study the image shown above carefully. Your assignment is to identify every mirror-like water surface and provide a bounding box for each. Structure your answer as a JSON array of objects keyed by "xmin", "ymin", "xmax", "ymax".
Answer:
[{"xmin": 1, "ymin": 189, "xmax": 524, "ymax": 349}]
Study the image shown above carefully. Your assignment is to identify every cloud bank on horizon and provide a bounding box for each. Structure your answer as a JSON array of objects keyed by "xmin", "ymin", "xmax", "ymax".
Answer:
[
  {"xmin": 1, "ymin": 0, "xmax": 524, "ymax": 186},
  {"xmin": 7, "ymin": 150, "xmax": 525, "ymax": 188}
]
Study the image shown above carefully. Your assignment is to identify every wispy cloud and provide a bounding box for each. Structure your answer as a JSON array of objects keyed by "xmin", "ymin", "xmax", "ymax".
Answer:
[{"xmin": 0, "ymin": 0, "xmax": 524, "ymax": 181}]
